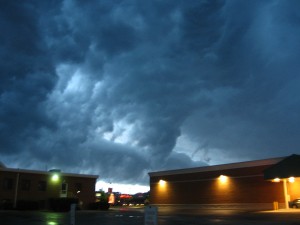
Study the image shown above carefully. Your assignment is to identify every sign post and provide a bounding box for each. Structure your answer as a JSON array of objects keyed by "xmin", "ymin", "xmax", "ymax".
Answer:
[
  {"xmin": 70, "ymin": 203, "xmax": 76, "ymax": 225},
  {"xmin": 144, "ymin": 206, "xmax": 158, "ymax": 225}
]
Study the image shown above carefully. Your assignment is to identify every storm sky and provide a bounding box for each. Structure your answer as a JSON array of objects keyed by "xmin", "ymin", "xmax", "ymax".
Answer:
[{"xmin": 1, "ymin": 0, "xmax": 300, "ymax": 187}]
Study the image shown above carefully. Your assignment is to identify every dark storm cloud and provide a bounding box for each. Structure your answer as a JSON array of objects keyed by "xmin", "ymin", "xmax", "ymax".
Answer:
[
  {"xmin": 182, "ymin": 0, "xmax": 300, "ymax": 162},
  {"xmin": 1, "ymin": 0, "xmax": 300, "ymax": 186},
  {"xmin": 0, "ymin": 1, "xmax": 58, "ymax": 154}
]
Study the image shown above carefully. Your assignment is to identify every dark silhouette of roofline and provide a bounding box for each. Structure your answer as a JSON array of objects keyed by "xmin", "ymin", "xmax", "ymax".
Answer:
[{"xmin": 264, "ymin": 154, "xmax": 300, "ymax": 180}]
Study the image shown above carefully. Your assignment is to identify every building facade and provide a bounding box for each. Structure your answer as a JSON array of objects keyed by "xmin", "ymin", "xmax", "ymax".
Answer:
[
  {"xmin": 0, "ymin": 164, "xmax": 98, "ymax": 210},
  {"xmin": 149, "ymin": 155, "xmax": 300, "ymax": 209}
]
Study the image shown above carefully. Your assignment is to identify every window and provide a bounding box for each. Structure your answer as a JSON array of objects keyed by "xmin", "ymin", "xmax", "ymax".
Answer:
[
  {"xmin": 61, "ymin": 183, "xmax": 68, "ymax": 193},
  {"xmin": 3, "ymin": 178, "xmax": 13, "ymax": 190},
  {"xmin": 60, "ymin": 183, "xmax": 68, "ymax": 197},
  {"xmin": 21, "ymin": 179, "xmax": 31, "ymax": 191},
  {"xmin": 38, "ymin": 181, "xmax": 47, "ymax": 191}
]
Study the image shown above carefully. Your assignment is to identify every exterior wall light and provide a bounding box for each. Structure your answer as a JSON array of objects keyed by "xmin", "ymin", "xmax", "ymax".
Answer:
[
  {"xmin": 288, "ymin": 177, "xmax": 295, "ymax": 183},
  {"xmin": 51, "ymin": 174, "xmax": 60, "ymax": 182},
  {"xmin": 49, "ymin": 169, "xmax": 61, "ymax": 183},
  {"xmin": 219, "ymin": 175, "xmax": 228, "ymax": 183},
  {"xmin": 159, "ymin": 179, "xmax": 166, "ymax": 186}
]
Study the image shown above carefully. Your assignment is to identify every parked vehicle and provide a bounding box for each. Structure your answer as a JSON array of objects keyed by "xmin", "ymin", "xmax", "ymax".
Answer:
[{"xmin": 288, "ymin": 198, "xmax": 300, "ymax": 208}]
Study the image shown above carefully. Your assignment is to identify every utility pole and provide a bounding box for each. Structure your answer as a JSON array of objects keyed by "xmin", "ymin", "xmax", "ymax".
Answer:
[{"xmin": 13, "ymin": 171, "xmax": 20, "ymax": 209}]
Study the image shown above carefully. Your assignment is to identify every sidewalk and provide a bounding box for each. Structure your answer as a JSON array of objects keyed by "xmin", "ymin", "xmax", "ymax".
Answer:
[{"xmin": 261, "ymin": 208, "xmax": 300, "ymax": 213}]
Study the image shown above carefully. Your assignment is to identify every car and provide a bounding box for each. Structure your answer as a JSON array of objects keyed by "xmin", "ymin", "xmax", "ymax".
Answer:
[{"xmin": 288, "ymin": 198, "xmax": 300, "ymax": 208}]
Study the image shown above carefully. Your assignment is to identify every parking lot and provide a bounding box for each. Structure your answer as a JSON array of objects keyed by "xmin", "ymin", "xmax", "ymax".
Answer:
[{"xmin": 1, "ymin": 206, "xmax": 300, "ymax": 225}]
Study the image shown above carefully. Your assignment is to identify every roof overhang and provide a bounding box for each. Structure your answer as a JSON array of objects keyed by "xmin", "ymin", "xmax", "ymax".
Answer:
[{"xmin": 264, "ymin": 154, "xmax": 300, "ymax": 180}]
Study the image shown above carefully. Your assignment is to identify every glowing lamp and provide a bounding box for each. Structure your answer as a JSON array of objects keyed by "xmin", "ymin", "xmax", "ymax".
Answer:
[
  {"xmin": 51, "ymin": 174, "xmax": 59, "ymax": 182},
  {"xmin": 49, "ymin": 169, "xmax": 61, "ymax": 183},
  {"xmin": 288, "ymin": 177, "xmax": 295, "ymax": 183},
  {"xmin": 159, "ymin": 179, "xmax": 166, "ymax": 186},
  {"xmin": 219, "ymin": 175, "xmax": 228, "ymax": 183},
  {"xmin": 273, "ymin": 178, "xmax": 280, "ymax": 182}
]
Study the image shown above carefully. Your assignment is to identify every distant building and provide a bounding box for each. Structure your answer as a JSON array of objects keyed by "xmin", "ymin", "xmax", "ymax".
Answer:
[
  {"xmin": 149, "ymin": 154, "xmax": 300, "ymax": 210},
  {"xmin": 0, "ymin": 164, "xmax": 98, "ymax": 210}
]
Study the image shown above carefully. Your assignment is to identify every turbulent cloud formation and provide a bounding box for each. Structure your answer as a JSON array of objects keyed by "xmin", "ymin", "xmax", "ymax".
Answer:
[{"xmin": 1, "ymin": 0, "xmax": 300, "ymax": 186}]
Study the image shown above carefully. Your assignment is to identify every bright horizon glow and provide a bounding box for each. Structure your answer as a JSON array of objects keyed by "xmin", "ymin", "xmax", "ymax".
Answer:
[{"xmin": 96, "ymin": 181, "xmax": 149, "ymax": 194}]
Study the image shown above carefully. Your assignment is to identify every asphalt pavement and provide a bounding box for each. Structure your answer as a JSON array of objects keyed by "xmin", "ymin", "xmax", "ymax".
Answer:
[{"xmin": 1, "ymin": 206, "xmax": 300, "ymax": 225}]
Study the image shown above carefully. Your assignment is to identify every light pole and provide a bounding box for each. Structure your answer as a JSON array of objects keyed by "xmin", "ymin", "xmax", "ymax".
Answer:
[{"xmin": 13, "ymin": 171, "xmax": 20, "ymax": 209}]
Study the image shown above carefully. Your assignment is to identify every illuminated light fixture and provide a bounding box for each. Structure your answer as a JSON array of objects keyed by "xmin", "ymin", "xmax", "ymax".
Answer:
[
  {"xmin": 49, "ymin": 169, "xmax": 61, "ymax": 183},
  {"xmin": 51, "ymin": 174, "xmax": 59, "ymax": 182},
  {"xmin": 159, "ymin": 179, "xmax": 166, "ymax": 186},
  {"xmin": 273, "ymin": 178, "xmax": 280, "ymax": 182},
  {"xmin": 219, "ymin": 175, "xmax": 228, "ymax": 183},
  {"xmin": 288, "ymin": 177, "xmax": 295, "ymax": 183}
]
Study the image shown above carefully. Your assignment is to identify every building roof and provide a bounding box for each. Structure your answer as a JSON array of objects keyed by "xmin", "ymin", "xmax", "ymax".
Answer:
[
  {"xmin": 149, "ymin": 156, "xmax": 286, "ymax": 177},
  {"xmin": 0, "ymin": 167, "xmax": 99, "ymax": 179},
  {"xmin": 264, "ymin": 154, "xmax": 300, "ymax": 180}
]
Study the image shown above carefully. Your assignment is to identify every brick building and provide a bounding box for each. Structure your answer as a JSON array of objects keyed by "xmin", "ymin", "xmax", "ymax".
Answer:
[
  {"xmin": 0, "ymin": 163, "xmax": 98, "ymax": 210},
  {"xmin": 149, "ymin": 154, "xmax": 300, "ymax": 209}
]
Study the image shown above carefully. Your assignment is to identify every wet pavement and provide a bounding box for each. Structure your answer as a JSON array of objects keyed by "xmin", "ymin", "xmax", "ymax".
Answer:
[{"xmin": 1, "ymin": 206, "xmax": 300, "ymax": 225}]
